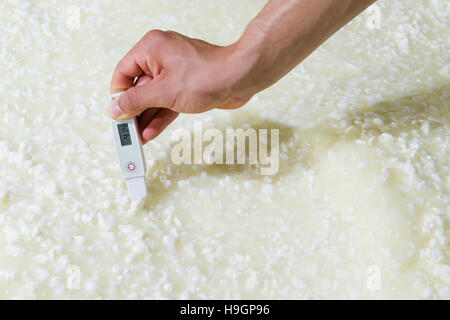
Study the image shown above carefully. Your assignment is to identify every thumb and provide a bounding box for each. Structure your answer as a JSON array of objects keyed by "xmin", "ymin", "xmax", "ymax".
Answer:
[{"xmin": 108, "ymin": 80, "xmax": 172, "ymax": 120}]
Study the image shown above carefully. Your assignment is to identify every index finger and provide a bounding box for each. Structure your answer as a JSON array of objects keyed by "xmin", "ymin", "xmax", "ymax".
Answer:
[{"xmin": 110, "ymin": 47, "xmax": 144, "ymax": 94}]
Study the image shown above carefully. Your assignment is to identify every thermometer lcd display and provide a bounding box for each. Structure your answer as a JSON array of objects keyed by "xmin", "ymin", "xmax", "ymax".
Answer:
[{"xmin": 117, "ymin": 123, "xmax": 132, "ymax": 146}]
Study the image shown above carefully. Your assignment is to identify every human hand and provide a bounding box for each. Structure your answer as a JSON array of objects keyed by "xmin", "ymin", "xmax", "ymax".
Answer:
[
  {"xmin": 109, "ymin": 1, "xmax": 375, "ymax": 143},
  {"xmin": 109, "ymin": 30, "xmax": 254, "ymax": 143}
]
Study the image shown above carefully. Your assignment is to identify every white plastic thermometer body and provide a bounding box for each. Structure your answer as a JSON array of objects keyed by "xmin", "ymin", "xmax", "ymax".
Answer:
[{"xmin": 110, "ymin": 92, "xmax": 147, "ymax": 198}]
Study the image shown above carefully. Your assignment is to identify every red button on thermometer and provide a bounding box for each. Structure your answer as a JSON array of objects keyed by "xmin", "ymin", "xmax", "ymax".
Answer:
[{"xmin": 110, "ymin": 92, "xmax": 147, "ymax": 198}]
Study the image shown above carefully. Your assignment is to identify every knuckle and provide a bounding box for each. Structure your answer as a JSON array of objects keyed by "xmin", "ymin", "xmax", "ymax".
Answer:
[
  {"xmin": 145, "ymin": 29, "xmax": 164, "ymax": 38},
  {"xmin": 144, "ymin": 29, "xmax": 168, "ymax": 46}
]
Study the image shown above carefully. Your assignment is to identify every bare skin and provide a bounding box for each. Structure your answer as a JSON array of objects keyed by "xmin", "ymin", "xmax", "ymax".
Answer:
[{"xmin": 109, "ymin": 0, "xmax": 376, "ymax": 143}]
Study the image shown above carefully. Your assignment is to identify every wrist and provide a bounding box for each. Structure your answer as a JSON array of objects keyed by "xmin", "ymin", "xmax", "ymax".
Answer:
[
  {"xmin": 224, "ymin": 19, "xmax": 288, "ymax": 101},
  {"xmin": 219, "ymin": 33, "xmax": 271, "ymax": 102}
]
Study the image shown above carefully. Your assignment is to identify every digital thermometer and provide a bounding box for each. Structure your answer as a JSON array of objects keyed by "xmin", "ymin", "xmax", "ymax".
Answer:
[{"xmin": 110, "ymin": 92, "xmax": 147, "ymax": 198}]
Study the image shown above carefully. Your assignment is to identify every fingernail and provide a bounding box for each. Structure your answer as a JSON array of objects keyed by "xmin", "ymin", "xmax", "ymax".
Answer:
[{"xmin": 109, "ymin": 100, "xmax": 123, "ymax": 118}]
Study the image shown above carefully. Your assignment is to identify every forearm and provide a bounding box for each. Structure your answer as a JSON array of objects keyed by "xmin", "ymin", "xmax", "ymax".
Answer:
[
  {"xmin": 228, "ymin": 0, "xmax": 376, "ymax": 95},
  {"xmin": 107, "ymin": 0, "xmax": 376, "ymax": 132}
]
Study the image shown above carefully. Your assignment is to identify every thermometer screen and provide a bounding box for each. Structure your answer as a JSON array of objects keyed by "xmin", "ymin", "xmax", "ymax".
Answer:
[{"xmin": 117, "ymin": 123, "xmax": 132, "ymax": 146}]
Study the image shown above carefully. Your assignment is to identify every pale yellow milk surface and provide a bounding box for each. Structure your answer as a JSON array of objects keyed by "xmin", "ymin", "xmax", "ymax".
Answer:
[{"xmin": 0, "ymin": 0, "xmax": 448, "ymax": 299}]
